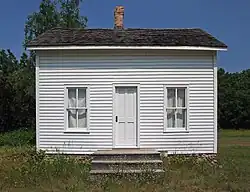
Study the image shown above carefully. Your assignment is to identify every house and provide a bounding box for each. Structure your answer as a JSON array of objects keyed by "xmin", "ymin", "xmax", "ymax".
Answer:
[{"xmin": 27, "ymin": 6, "xmax": 227, "ymax": 155}]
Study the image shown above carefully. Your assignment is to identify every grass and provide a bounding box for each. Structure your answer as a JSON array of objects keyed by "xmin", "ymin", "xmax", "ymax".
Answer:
[
  {"xmin": 0, "ymin": 129, "xmax": 35, "ymax": 147},
  {"xmin": 0, "ymin": 129, "xmax": 250, "ymax": 191}
]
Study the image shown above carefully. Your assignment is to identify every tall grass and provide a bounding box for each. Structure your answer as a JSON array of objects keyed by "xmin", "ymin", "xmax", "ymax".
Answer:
[
  {"xmin": 0, "ymin": 147, "xmax": 91, "ymax": 191},
  {"xmin": 0, "ymin": 130, "xmax": 249, "ymax": 191},
  {"xmin": 0, "ymin": 129, "xmax": 35, "ymax": 147},
  {"xmin": 1, "ymin": 146, "xmax": 249, "ymax": 192}
]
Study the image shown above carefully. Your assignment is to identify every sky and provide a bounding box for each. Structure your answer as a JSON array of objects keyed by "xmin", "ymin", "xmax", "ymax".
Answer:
[{"xmin": 0, "ymin": 0, "xmax": 249, "ymax": 72}]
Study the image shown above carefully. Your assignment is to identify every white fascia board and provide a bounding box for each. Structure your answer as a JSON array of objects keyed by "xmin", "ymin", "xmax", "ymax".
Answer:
[{"xmin": 27, "ymin": 46, "xmax": 227, "ymax": 51}]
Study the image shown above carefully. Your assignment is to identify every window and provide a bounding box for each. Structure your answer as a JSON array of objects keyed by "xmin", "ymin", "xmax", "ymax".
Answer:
[
  {"xmin": 164, "ymin": 86, "xmax": 188, "ymax": 131},
  {"xmin": 65, "ymin": 87, "xmax": 89, "ymax": 131}
]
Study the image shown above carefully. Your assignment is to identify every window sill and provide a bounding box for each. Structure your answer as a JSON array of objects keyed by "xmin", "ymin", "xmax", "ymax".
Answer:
[
  {"xmin": 164, "ymin": 129, "xmax": 189, "ymax": 133},
  {"xmin": 64, "ymin": 129, "xmax": 90, "ymax": 133}
]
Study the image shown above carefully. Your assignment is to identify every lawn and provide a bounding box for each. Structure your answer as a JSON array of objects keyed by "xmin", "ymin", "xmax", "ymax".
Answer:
[{"xmin": 0, "ymin": 130, "xmax": 250, "ymax": 192}]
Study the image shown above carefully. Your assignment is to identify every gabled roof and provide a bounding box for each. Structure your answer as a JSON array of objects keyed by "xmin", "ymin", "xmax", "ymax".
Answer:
[{"xmin": 27, "ymin": 27, "xmax": 227, "ymax": 50}]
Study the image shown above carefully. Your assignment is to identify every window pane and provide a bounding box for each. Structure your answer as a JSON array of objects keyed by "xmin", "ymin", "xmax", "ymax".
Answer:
[
  {"xmin": 78, "ymin": 109, "xmax": 87, "ymax": 128},
  {"xmin": 68, "ymin": 110, "xmax": 77, "ymax": 128},
  {"xmin": 78, "ymin": 89, "xmax": 86, "ymax": 107},
  {"xmin": 167, "ymin": 88, "xmax": 176, "ymax": 107},
  {"xmin": 68, "ymin": 88, "xmax": 76, "ymax": 107},
  {"xmin": 177, "ymin": 88, "xmax": 186, "ymax": 107},
  {"xmin": 176, "ymin": 109, "xmax": 186, "ymax": 128},
  {"xmin": 167, "ymin": 109, "xmax": 175, "ymax": 128}
]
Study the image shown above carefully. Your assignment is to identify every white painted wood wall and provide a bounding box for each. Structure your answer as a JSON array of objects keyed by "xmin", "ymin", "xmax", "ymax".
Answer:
[{"xmin": 36, "ymin": 50, "xmax": 217, "ymax": 154}]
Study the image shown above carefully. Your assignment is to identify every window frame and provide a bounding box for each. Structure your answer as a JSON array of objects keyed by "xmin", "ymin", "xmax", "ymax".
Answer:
[
  {"xmin": 164, "ymin": 84, "xmax": 189, "ymax": 133},
  {"xmin": 64, "ymin": 85, "xmax": 90, "ymax": 133}
]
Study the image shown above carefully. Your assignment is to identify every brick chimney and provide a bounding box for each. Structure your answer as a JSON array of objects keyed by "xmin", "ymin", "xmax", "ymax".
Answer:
[{"xmin": 114, "ymin": 6, "xmax": 124, "ymax": 29}]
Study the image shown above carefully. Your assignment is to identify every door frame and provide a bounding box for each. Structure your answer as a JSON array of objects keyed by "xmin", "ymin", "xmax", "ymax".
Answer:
[{"xmin": 112, "ymin": 83, "xmax": 140, "ymax": 148}]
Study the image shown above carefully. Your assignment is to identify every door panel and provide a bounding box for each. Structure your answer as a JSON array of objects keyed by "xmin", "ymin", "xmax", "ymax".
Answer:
[{"xmin": 115, "ymin": 87, "xmax": 137, "ymax": 147}]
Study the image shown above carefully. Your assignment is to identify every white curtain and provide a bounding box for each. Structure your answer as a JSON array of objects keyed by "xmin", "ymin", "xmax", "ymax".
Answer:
[
  {"xmin": 167, "ymin": 109, "xmax": 175, "ymax": 128},
  {"xmin": 177, "ymin": 88, "xmax": 185, "ymax": 127},
  {"xmin": 68, "ymin": 110, "xmax": 77, "ymax": 128},
  {"xmin": 68, "ymin": 88, "xmax": 87, "ymax": 128},
  {"xmin": 78, "ymin": 89, "xmax": 86, "ymax": 107},
  {"xmin": 177, "ymin": 88, "xmax": 185, "ymax": 107},
  {"xmin": 167, "ymin": 88, "xmax": 186, "ymax": 128},
  {"xmin": 177, "ymin": 109, "xmax": 186, "ymax": 128},
  {"xmin": 78, "ymin": 109, "xmax": 87, "ymax": 128},
  {"xmin": 78, "ymin": 89, "xmax": 87, "ymax": 128},
  {"xmin": 68, "ymin": 89, "xmax": 76, "ymax": 128},
  {"xmin": 167, "ymin": 88, "xmax": 175, "ymax": 107},
  {"xmin": 68, "ymin": 89, "xmax": 76, "ymax": 108},
  {"xmin": 167, "ymin": 88, "xmax": 175, "ymax": 128}
]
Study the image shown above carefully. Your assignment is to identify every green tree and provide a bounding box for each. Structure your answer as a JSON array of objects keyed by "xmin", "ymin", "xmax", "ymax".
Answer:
[
  {"xmin": 0, "ymin": 49, "xmax": 18, "ymax": 74},
  {"xmin": 0, "ymin": 50, "xmax": 19, "ymax": 132},
  {"xmin": 8, "ymin": 65, "xmax": 35, "ymax": 130},
  {"xmin": 58, "ymin": 0, "xmax": 87, "ymax": 28},
  {"xmin": 0, "ymin": 0, "xmax": 88, "ymax": 132},
  {"xmin": 218, "ymin": 68, "xmax": 250, "ymax": 129},
  {"xmin": 24, "ymin": 0, "xmax": 87, "ymax": 48}
]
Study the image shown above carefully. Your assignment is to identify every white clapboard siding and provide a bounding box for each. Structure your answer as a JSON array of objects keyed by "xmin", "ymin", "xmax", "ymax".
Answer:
[{"xmin": 37, "ymin": 50, "xmax": 216, "ymax": 154}]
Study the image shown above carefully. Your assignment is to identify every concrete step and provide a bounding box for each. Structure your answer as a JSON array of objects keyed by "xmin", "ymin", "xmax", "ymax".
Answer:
[
  {"xmin": 92, "ymin": 154, "xmax": 161, "ymax": 161},
  {"xmin": 92, "ymin": 150, "xmax": 161, "ymax": 161},
  {"xmin": 92, "ymin": 160, "xmax": 163, "ymax": 164},
  {"xmin": 91, "ymin": 159, "xmax": 163, "ymax": 171},
  {"xmin": 93, "ymin": 149, "xmax": 160, "ymax": 155},
  {"xmin": 90, "ymin": 149, "xmax": 164, "ymax": 174},
  {"xmin": 90, "ymin": 169, "xmax": 165, "ymax": 174}
]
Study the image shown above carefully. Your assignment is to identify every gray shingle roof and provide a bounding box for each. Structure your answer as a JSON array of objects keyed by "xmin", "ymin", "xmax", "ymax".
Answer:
[{"xmin": 27, "ymin": 27, "xmax": 227, "ymax": 48}]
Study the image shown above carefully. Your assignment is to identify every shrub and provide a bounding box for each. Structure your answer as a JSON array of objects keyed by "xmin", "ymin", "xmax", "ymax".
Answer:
[{"xmin": 0, "ymin": 129, "xmax": 35, "ymax": 147}]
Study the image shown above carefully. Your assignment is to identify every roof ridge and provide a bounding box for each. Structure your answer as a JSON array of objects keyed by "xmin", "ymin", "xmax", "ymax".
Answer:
[
  {"xmin": 126, "ymin": 28, "xmax": 201, "ymax": 30},
  {"xmin": 49, "ymin": 27, "xmax": 202, "ymax": 30}
]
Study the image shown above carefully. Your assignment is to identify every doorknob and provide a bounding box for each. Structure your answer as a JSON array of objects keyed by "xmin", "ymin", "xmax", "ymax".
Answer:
[{"xmin": 115, "ymin": 116, "xmax": 118, "ymax": 122}]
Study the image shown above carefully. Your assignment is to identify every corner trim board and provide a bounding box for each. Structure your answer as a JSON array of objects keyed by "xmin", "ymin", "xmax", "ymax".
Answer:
[
  {"xmin": 213, "ymin": 56, "xmax": 218, "ymax": 153},
  {"xmin": 36, "ymin": 55, "xmax": 40, "ymax": 151}
]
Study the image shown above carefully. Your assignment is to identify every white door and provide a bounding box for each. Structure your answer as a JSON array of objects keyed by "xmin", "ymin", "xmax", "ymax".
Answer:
[{"xmin": 115, "ymin": 87, "xmax": 137, "ymax": 147}]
